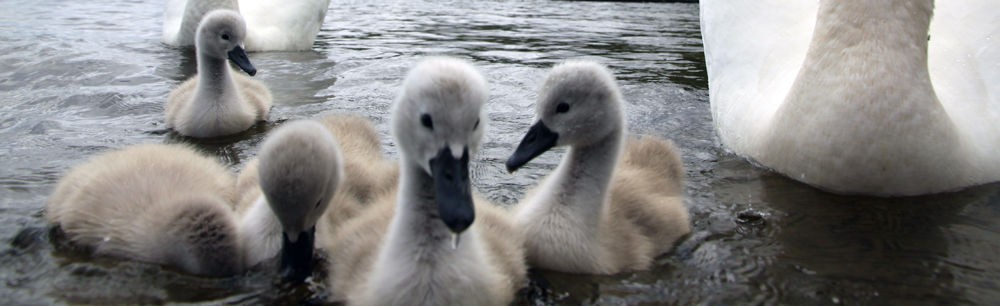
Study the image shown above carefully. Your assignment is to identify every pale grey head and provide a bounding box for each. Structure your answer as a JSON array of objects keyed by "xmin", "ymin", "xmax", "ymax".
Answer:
[
  {"xmin": 506, "ymin": 61, "xmax": 625, "ymax": 171},
  {"xmin": 195, "ymin": 10, "xmax": 256, "ymax": 76},
  {"xmin": 257, "ymin": 119, "xmax": 343, "ymax": 281},
  {"xmin": 391, "ymin": 56, "xmax": 488, "ymax": 235}
]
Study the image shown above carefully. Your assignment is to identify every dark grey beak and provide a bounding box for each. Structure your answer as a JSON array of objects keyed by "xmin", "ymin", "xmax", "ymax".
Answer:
[
  {"xmin": 430, "ymin": 147, "xmax": 475, "ymax": 235},
  {"xmin": 227, "ymin": 45, "xmax": 256, "ymax": 76},
  {"xmin": 506, "ymin": 121, "xmax": 559, "ymax": 173},
  {"xmin": 279, "ymin": 226, "xmax": 314, "ymax": 283}
]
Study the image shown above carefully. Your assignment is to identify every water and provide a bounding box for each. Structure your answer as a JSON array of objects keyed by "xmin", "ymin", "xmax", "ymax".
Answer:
[{"xmin": 2, "ymin": 0, "xmax": 999, "ymax": 304}]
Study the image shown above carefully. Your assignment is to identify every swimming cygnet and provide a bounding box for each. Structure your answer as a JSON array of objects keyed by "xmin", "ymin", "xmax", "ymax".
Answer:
[
  {"xmin": 165, "ymin": 10, "xmax": 272, "ymax": 138},
  {"xmin": 46, "ymin": 144, "xmax": 242, "ymax": 276},
  {"xmin": 506, "ymin": 61, "xmax": 691, "ymax": 274},
  {"xmin": 234, "ymin": 119, "xmax": 345, "ymax": 282},
  {"xmin": 320, "ymin": 57, "xmax": 527, "ymax": 305}
]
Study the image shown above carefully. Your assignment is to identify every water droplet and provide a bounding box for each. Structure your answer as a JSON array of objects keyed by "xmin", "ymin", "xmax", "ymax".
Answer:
[{"xmin": 736, "ymin": 210, "xmax": 764, "ymax": 224}]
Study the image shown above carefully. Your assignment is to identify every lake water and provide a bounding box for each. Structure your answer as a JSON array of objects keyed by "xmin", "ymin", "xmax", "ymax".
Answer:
[{"xmin": 2, "ymin": 0, "xmax": 999, "ymax": 304}]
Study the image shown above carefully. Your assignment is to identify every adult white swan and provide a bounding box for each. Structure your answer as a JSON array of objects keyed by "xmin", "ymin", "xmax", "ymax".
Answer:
[
  {"xmin": 163, "ymin": 0, "xmax": 331, "ymax": 51},
  {"xmin": 701, "ymin": 0, "xmax": 1000, "ymax": 196}
]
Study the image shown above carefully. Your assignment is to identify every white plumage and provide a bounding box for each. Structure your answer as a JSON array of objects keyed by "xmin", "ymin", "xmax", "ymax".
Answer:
[
  {"xmin": 163, "ymin": 0, "xmax": 331, "ymax": 51},
  {"xmin": 701, "ymin": 0, "xmax": 1000, "ymax": 195}
]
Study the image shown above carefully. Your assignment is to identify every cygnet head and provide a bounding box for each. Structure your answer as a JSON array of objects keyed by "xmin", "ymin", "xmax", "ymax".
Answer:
[
  {"xmin": 257, "ymin": 120, "xmax": 343, "ymax": 282},
  {"xmin": 506, "ymin": 61, "xmax": 625, "ymax": 172},
  {"xmin": 195, "ymin": 10, "xmax": 256, "ymax": 76},
  {"xmin": 391, "ymin": 57, "xmax": 488, "ymax": 236}
]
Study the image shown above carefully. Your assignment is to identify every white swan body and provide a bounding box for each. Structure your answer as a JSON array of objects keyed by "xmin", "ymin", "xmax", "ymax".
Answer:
[
  {"xmin": 701, "ymin": 0, "xmax": 1000, "ymax": 195},
  {"xmin": 163, "ymin": 0, "xmax": 330, "ymax": 51},
  {"xmin": 240, "ymin": 0, "xmax": 331, "ymax": 51},
  {"xmin": 165, "ymin": 10, "xmax": 272, "ymax": 138},
  {"xmin": 163, "ymin": 0, "xmax": 238, "ymax": 47},
  {"xmin": 506, "ymin": 61, "xmax": 691, "ymax": 274},
  {"xmin": 321, "ymin": 57, "xmax": 527, "ymax": 305},
  {"xmin": 46, "ymin": 144, "xmax": 242, "ymax": 276},
  {"xmin": 234, "ymin": 119, "xmax": 344, "ymax": 281}
]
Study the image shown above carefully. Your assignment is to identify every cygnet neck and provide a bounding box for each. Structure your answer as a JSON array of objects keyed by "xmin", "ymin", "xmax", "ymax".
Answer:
[
  {"xmin": 239, "ymin": 196, "xmax": 283, "ymax": 267},
  {"xmin": 195, "ymin": 52, "xmax": 240, "ymax": 106},
  {"xmin": 393, "ymin": 160, "xmax": 459, "ymax": 247},
  {"xmin": 548, "ymin": 128, "xmax": 624, "ymax": 228}
]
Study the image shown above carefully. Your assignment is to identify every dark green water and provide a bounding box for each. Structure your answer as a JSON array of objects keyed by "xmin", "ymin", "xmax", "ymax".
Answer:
[{"xmin": 1, "ymin": 0, "xmax": 998, "ymax": 304}]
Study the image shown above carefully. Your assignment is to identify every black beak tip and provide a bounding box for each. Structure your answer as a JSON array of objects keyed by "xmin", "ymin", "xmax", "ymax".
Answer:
[
  {"xmin": 442, "ymin": 211, "xmax": 474, "ymax": 234},
  {"xmin": 506, "ymin": 121, "xmax": 558, "ymax": 173},
  {"xmin": 505, "ymin": 159, "xmax": 519, "ymax": 174},
  {"xmin": 227, "ymin": 46, "xmax": 257, "ymax": 77}
]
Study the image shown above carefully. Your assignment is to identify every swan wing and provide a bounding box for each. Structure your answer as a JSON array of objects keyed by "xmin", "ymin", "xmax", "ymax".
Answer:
[
  {"xmin": 239, "ymin": 0, "xmax": 331, "ymax": 51},
  {"xmin": 929, "ymin": 1, "xmax": 1000, "ymax": 162},
  {"xmin": 162, "ymin": 0, "xmax": 186, "ymax": 45}
]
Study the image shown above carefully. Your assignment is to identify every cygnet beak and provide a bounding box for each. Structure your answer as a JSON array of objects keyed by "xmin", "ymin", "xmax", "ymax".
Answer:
[
  {"xmin": 279, "ymin": 226, "xmax": 315, "ymax": 283},
  {"xmin": 430, "ymin": 146, "xmax": 475, "ymax": 238},
  {"xmin": 506, "ymin": 121, "xmax": 558, "ymax": 173},
  {"xmin": 227, "ymin": 45, "xmax": 257, "ymax": 76}
]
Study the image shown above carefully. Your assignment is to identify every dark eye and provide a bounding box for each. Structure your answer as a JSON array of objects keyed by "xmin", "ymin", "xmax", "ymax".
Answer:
[
  {"xmin": 221, "ymin": 34, "xmax": 230, "ymax": 40},
  {"xmin": 473, "ymin": 118, "xmax": 480, "ymax": 130},
  {"xmin": 315, "ymin": 199, "xmax": 322, "ymax": 208},
  {"xmin": 421, "ymin": 113, "xmax": 433, "ymax": 130},
  {"xmin": 556, "ymin": 102, "xmax": 570, "ymax": 113}
]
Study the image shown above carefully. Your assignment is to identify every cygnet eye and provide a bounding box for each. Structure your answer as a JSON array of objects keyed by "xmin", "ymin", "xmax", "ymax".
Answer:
[
  {"xmin": 221, "ymin": 34, "xmax": 230, "ymax": 40},
  {"xmin": 556, "ymin": 102, "xmax": 570, "ymax": 113},
  {"xmin": 315, "ymin": 199, "xmax": 322, "ymax": 209},
  {"xmin": 473, "ymin": 118, "xmax": 480, "ymax": 130},
  {"xmin": 421, "ymin": 113, "xmax": 434, "ymax": 130}
]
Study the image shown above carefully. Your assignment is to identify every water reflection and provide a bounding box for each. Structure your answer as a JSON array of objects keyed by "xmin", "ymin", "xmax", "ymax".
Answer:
[
  {"xmin": 155, "ymin": 47, "xmax": 198, "ymax": 82},
  {"xmin": 521, "ymin": 153, "xmax": 1000, "ymax": 305},
  {"xmin": 761, "ymin": 174, "xmax": 974, "ymax": 304}
]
